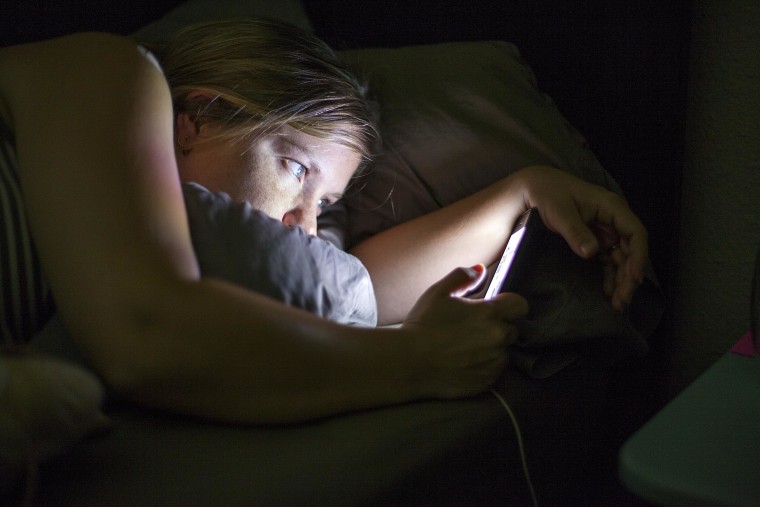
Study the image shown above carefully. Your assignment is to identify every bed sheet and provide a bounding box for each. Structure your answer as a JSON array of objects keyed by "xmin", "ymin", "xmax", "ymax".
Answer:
[{"xmin": 30, "ymin": 313, "xmax": 607, "ymax": 505}]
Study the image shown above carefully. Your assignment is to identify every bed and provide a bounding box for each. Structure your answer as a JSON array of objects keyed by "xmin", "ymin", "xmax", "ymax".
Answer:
[{"xmin": 8, "ymin": 0, "xmax": 690, "ymax": 504}]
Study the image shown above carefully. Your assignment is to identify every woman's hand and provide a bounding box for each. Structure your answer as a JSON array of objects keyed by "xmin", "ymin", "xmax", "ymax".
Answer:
[
  {"xmin": 401, "ymin": 265, "xmax": 529, "ymax": 399},
  {"xmin": 508, "ymin": 166, "xmax": 648, "ymax": 311}
]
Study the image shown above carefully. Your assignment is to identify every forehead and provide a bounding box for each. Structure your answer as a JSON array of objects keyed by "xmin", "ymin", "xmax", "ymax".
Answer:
[
  {"xmin": 273, "ymin": 127, "xmax": 361, "ymax": 186},
  {"xmin": 273, "ymin": 126, "xmax": 357, "ymax": 159}
]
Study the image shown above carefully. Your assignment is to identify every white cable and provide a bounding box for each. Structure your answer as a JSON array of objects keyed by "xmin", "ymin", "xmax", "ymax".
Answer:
[{"xmin": 490, "ymin": 388, "xmax": 538, "ymax": 507}]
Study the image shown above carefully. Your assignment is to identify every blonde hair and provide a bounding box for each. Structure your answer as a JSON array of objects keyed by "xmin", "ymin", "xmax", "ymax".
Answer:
[{"xmin": 157, "ymin": 18, "xmax": 377, "ymax": 164}]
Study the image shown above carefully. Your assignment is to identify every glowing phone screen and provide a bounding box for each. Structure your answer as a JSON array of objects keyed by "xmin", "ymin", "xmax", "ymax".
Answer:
[{"xmin": 484, "ymin": 220, "xmax": 528, "ymax": 299}]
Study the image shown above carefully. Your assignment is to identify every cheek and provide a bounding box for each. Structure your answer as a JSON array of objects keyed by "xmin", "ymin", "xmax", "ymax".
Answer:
[{"xmin": 240, "ymin": 167, "xmax": 299, "ymax": 219}]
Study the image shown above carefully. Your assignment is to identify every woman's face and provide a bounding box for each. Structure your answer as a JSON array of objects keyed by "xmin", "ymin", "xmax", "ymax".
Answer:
[{"xmin": 176, "ymin": 118, "xmax": 361, "ymax": 236}]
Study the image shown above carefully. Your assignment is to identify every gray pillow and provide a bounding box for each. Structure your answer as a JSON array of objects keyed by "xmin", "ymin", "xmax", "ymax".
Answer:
[{"xmin": 182, "ymin": 183, "xmax": 377, "ymax": 327}]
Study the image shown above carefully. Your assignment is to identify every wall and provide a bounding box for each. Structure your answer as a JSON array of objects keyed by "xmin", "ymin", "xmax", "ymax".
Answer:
[{"xmin": 670, "ymin": 0, "xmax": 760, "ymax": 398}]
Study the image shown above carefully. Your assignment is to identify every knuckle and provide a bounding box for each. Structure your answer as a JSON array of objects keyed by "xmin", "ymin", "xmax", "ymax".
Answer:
[
  {"xmin": 602, "ymin": 189, "xmax": 626, "ymax": 207},
  {"xmin": 499, "ymin": 293, "xmax": 529, "ymax": 320}
]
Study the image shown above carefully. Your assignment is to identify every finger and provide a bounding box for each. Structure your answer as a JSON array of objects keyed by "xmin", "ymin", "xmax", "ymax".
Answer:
[
  {"xmin": 597, "ymin": 198, "xmax": 648, "ymax": 283},
  {"xmin": 616, "ymin": 267, "xmax": 643, "ymax": 309},
  {"xmin": 478, "ymin": 321, "xmax": 520, "ymax": 349},
  {"xmin": 613, "ymin": 267, "xmax": 632, "ymax": 310},
  {"xmin": 540, "ymin": 206, "xmax": 600, "ymax": 259},
  {"xmin": 611, "ymin": 263, "xmax": 638, "ymax": 311},
  {"xmin": 594, "ymin": 223, "xmax": 621, "ymax": 251},
  {"xmin": 602, "ymin": 259, "xmax": 615, "ymax": 297},
  {"xmin": 626, "ymin": 228, "xmax": 648, "ymax": 284},
  {"xmin": 608, "ymin": 241, "xmax": 627, "ymax": 267},
  {"xmin": 489, "ymin": 291, "xmax": 530, "ymax": 322},
  {"xmin": 466, "ymin": 345, "xmax": 509, "ymax": 368},
  {"xmin": 601, "ymin": 248, "xmax": 632, "ymax": 310},
  {"xmin": 613, "ymin": 283, "xmax": 631, "ymax": 311},
  {"xmin": 424, "ymin": 264, "xmax": 487, "ymax": 299},
  {"xmin": 449, "ymin": 264, "xmax": 487, "ymax": 297}
]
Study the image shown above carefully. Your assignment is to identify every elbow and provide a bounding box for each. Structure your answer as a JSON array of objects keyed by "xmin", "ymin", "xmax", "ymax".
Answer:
[
  {"xmin": 67, "ymin": 283, "xmax": 192, "ymax": 404},
  {"xmin": 71, "ymin": 278, "xmax": 232, "ymax": 418},
  {"xmin": 80, "ymin": 316, "xmax": 173, "ymax": 403},
  {"xmin": 93, "ymin": 345, "xmax": 162, "ymax": 403}
]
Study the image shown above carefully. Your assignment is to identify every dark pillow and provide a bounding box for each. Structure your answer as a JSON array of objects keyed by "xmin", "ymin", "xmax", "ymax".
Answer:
[
  {"xmin": 338, "ymin": 41, "xmax": 623, "ymax": 245},
  {"xmin": 182, "ymin": 183, "xmax": 377, "ymax": 327}
]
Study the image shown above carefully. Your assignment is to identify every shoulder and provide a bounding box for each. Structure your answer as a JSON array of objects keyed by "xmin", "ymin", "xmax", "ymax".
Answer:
[
  {"xmin": 0, "ymin": 33, "xmax": 168, "ymax": 131},
  {"xmin": 0, "ymin": 32, "xmax": 141, "ymax": 69}
]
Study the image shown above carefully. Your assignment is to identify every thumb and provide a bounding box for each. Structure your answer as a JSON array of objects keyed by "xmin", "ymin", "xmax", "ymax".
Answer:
[{"xmin": 435, "ymin": 264, "xmax": 487, "ymax": 298}]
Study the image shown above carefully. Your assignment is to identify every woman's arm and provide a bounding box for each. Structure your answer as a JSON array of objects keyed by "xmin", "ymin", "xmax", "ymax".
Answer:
[
  {"xmin": 0, "ymin": 34, "xmax": 525, "ymax": 424},
  {"xmin": 352, "ymin": 166, "xmax": 648, "ymax": 325},
  {"xmin": 350, "ymin": 176, "xmax": 524, "ymax": 325}
]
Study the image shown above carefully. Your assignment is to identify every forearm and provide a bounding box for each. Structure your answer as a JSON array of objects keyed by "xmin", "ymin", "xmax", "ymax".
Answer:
[
  {"xmin": 351, "ymin": 175, "xmax": 526, "ymax": 324},
  {"xmin": 353, "ymin": 164, "xmax": 649, "ymax": 321},
  {"xmin": 84, "ymin": 277, "xmax": 419, "ymax": 425}
]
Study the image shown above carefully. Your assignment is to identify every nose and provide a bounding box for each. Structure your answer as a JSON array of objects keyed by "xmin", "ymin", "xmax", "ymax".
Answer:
[{"xmin": 282, "ymin": 206, "xmax": 318, "ymax": 236}]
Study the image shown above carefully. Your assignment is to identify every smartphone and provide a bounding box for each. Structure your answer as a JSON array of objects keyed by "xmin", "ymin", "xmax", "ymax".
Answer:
[{"xmin": 484, "ymin": 208, "xmax": 547, "ymax": 299}]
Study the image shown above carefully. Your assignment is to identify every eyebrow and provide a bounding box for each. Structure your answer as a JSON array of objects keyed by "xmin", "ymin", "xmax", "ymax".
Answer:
[{"xmin": 275, "ymin": 136, "xmax": 322, "ymax": 175}]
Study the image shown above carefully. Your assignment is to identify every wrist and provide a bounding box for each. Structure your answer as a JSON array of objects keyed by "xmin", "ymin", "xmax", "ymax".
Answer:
[
  {"xmin": 394, "ymin": 324, "xmax": 441, "ymax": 400},
  {"xmin": 373, "ymin": 325, "xmax": 429, "ymax": 403},
  {"xmin": 503, "ymin": 165, "xmax": 551, "ymax": 207},
  {"xmin": 350, "ymin": 324, "xmax": 424, "ymax": 403}
]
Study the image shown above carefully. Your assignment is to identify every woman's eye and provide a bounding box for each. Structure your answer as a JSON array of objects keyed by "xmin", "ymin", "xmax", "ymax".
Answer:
[
  {"xmin": 286, "ymin": 159, "xmax": 306, "ymax": 180},
  {"xmin": 317, "ymin": 198, "xmax": 329, "ymax": 210}
]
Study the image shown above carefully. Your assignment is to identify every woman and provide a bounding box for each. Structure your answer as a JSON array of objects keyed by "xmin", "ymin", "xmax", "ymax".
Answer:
[{"xmin": 0, "ymin": 18, "xmax": 645, "ymax": 441}]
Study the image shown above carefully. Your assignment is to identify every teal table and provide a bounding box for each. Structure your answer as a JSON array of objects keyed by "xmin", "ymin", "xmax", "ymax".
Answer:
[{"xmin": 619, "ymin": 340, "xmax": 760, "ymax": 507}]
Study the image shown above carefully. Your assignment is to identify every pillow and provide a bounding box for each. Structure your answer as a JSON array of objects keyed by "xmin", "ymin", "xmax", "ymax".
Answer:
[
  {"xmin": 334, "ymin": 42, "xmax": 663, "ymax": 376},
  {"xmin": 339, "ymin": 41, "xmax": 622, "ymax": 244},
  {"xmin": 182, "ymin": 183, "xmax": 377, "ymax": 327}
]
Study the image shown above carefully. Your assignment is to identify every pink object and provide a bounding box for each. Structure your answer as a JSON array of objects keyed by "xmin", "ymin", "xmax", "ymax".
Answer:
[{"xmin": 731, "ymin": 331, "xmax": 756, "ymax": 357}]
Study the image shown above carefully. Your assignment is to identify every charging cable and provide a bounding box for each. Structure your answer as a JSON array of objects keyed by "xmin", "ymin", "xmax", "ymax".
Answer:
[{"xmin": 490, "ymin": 388, "xmax": 538, "ymax": 507}]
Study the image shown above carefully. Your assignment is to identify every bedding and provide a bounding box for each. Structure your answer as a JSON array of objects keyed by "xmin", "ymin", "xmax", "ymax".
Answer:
[
  {"xmin": 182, "ymin": 182, "xmax": 377, "ymax": 327},
  {"xmin": 339, "ymin": 41, "xmax": 614, "ymax": 243}
]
